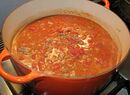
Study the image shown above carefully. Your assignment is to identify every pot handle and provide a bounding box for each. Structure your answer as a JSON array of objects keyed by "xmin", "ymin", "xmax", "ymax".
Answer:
[
  {"xmin": 102, "ymin": 0, "xmax": 110, "ymax": 9},
  {"xmin": 0, "ymin": 48, "xmax": 39, "ymax": 83}
]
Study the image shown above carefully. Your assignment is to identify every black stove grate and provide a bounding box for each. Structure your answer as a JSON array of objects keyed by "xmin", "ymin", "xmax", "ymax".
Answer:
[
  {"xmin": 0, "ymin": 37, "xmax": 4, "ymax": 52},
  {"xmin": 95, "ymin": 72, "xmax": 130, "ymax": 95}
]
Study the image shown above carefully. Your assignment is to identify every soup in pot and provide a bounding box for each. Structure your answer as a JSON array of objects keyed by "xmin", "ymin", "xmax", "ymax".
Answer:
[{"xmin": 11, "ymin": 15, "xmax": 118, "ymax": 78}]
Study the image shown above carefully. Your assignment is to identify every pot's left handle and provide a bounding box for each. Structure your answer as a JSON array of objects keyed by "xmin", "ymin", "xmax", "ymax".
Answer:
[{"xmin": 0, "ymin": 48, "xmax": 39, "ymax": 83}]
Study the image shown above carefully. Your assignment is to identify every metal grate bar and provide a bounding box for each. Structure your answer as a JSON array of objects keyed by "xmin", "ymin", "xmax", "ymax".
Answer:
[{"xmin": 0, "ymin": 37, "xmax": 4, "ymax": 52}]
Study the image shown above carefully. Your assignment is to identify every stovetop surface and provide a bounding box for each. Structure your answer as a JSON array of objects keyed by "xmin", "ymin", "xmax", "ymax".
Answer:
[{"xmin": 0, "ymin": 0, "xmax": 130, "ymax": 95}]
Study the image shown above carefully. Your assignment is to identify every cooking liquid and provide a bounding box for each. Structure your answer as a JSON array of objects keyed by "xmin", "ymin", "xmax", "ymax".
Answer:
[{"xmin": 11, "ymin": 15, "xmax": 118, "ymax": 78}]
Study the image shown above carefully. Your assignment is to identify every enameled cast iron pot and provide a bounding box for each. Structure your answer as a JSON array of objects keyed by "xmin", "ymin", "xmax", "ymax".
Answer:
[{"xmin": 0, "ymin": 0, "xmax": 130, "ymax": 95}]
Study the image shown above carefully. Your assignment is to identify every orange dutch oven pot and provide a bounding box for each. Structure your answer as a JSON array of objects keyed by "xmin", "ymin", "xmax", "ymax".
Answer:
[{"xmin": 0, "ymin": 0, "xmax": 130, "ymax": 95}]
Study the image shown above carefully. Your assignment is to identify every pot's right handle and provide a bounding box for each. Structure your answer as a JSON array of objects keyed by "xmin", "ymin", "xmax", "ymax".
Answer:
[
  {"xmin": 0, "ymin": 48, "xmax": 39, "ymax": 84},
  {"xmin": 102, "ymin": 0, "xmax": 110, "ymax": 9}
]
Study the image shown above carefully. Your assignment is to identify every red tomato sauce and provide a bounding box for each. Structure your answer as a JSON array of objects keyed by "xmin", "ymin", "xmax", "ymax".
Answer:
[{"xmin": 11, "ymin": 15, "xmax": 118, "ymax": 77}]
